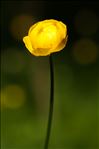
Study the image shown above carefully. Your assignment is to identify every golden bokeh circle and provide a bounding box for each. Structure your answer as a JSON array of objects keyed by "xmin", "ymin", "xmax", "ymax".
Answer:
[
  {"xmin": 1, "ymin": 84, "xmax": 26, "ymax": 109},
  {"xmin": 72, "ymin": 39, "xmax": 98, "ymax": 65},
  {"xmin": 10, "ymin": 14, "xmax": 35, "ymax": 40},
  {"xmin": 74, "ymin": 9, "xmax": 98, "ymax": 36}
]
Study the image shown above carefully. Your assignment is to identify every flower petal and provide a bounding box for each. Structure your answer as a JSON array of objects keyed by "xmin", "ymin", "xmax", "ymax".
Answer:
[
  {"xmin": 51, "ymin": 35, "xmax": 68, "ymax": 53},
  {"xmin": 23, "ymin": 36, "xmax": 34, "ymax": 54}
]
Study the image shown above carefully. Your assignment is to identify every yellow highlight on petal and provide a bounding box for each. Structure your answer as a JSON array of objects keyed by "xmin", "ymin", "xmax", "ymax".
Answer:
[{"xmin": 23, "ymin": 19, "xmax": 68, "ymax": 56}]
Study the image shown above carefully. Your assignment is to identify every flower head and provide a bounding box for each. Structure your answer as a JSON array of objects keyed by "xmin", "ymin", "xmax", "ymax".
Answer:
[{"xmin": 23, "ymin": 19, "xmax": 68, "ymax": 56}]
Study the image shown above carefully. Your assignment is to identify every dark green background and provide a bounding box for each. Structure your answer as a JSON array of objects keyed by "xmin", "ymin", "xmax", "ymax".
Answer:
[{"xmin": 1, "ymin": 1, "xmax": 99, "ymax": 149}]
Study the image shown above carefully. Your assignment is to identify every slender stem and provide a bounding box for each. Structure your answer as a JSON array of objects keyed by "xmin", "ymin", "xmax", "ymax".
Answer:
[{"xmin": 44, "ymin": 55, "xmax": 54, "ymax": 149}]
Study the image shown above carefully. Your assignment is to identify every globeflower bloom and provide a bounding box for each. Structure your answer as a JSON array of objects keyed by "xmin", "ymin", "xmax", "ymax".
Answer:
[{"xmin": 23, "ymin": 19, "xmax": 68, "ymax": 56}]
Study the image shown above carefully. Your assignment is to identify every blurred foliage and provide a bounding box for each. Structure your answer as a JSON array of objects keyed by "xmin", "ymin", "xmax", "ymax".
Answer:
[{"xmin": 1, "ymin": 1, "xmax": 99, "ymax": 149}]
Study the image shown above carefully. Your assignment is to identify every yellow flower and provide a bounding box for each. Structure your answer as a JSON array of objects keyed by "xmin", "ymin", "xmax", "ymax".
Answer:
[{"xmin": 23, "ymin": 19, "xmax": 68, "ymax": 56}]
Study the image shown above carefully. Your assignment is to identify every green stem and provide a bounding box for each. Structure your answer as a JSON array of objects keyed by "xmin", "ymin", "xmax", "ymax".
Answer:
[{"xmin": 44, "ymin": 55, "xmax": 54, "ymax": 149}]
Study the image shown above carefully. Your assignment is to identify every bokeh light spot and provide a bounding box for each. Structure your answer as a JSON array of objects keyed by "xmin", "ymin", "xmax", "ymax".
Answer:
[
  {"xmin": 10, "ymin": 14, "xmax": 36, "ymax": 40},
  {"xmin": 1, "ymin": 84, "xmax": 26, "ymax": 109},
  {"xmin": 72, "ymin": 39, "xmax": 98, "ymax": 65},
  {"xmin": 74, "ymin": 9, "xmax": 99, "ymax": 36}
]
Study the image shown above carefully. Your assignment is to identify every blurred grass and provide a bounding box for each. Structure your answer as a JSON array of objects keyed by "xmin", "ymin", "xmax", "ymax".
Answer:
[{"xmin": 1, "ymin": 49, "xmax": 99, "ymax": 148}]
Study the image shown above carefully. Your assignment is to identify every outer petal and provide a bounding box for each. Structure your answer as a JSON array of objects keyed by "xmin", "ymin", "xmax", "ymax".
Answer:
[
  {"xmin": 33, "ymin": 48, "xmax": 51, "ymax": 56},
  {"xmin": 23, "ymin": 36, "xmax": 34, "ymax": 54},
  {"xmin": 51, "ymin": 35, "xmax": 68, "ymax": 53}
]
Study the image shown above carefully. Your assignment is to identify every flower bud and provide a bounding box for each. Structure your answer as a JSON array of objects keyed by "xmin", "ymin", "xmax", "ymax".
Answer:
[{"xmin": 23, "ymin": 19, "xmax": 68, "ymax": 56}]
